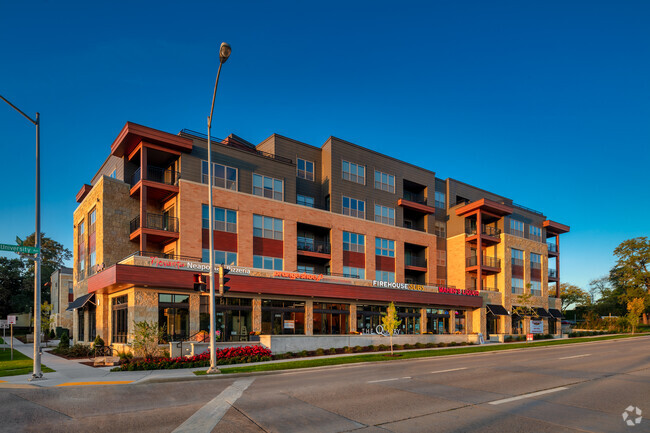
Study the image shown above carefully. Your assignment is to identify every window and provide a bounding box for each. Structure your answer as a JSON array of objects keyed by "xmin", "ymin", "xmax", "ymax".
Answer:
[
  {"xmin": 253, "ymin": 173, "xmax": 283, "ymax": 201},
  {"xmin": 374, "ymin": 170, "xmax": 395, "ymax": 193},
  {"xmin": 111, "ymin": 295, "xmax": 128, "ymax": 344},
  {"xmin": 202, "ymin": 249, "xmax": 237, "ymax": 265},
  {"xmin": 88, "ymin": 210, "xmax": 96, "ymax": 270},
  {"xmin": 510, "ymin": 219, "xmax": 524, "ymax": 237},
  {"xmin": 201, "ymin": 161, "xmax": 237, "ymax": 190},
  {"xmin": 512, "ymin": 248, "xmax": 524, "ymax": 267},
  {"xmin": 437, "ymin": 250, "xmax": 446, "ymax": 266},
  {"xmin": 435, "ymin": 191, "xmax": 446, "ymax": 209},
  {"xmin": 253, "ymin": 255, "xmax": 283, "ymax": 270},
  {"xmin": 342, "ymin": 160, "xmax": 365, "ymax": 184},
  {"xmin": 68, "ymin": 282, "xmax": 73, "ymax": 302},
  {"xmin": 297, "ymin": 235, "xmax": 314, "ymax": 251},
  {"xmin": 375, "ymin": 238, "xmax": 395, "ymax": 257},
  {"xmin": 434, "ymin": 220, "xmax": 446, "ymax": 237},
  {"xmin": 374, "ymin": 204, "xmax": 395, "ymax": 225},
  {"xmin": 512, "ymin": 278, "xmax": 524, "ymax": 294},
  {"xmin": 530, "ymin": 280, "xmax": 542, "ymax": 296},
  {"xmin": 530, "ymin": 253, "xmax": 542, "ymax": 269},
  {"xmin": 297, "ymin": 265, "xmax": 315, "ymax": 274},
  {"xmin": 158, "ymin": 293, "xmax": 190, "ymax": 341},
  {"xmin": 529, "ymin": 225, "xmax": 542, "ymax": 242},
  {"xmin": 202, "ymin": 205, "xmax": 237, "ymax": 232},
  {"xmin": 253, "ymin": 215, "xmax": 283, "ymax": 240},
  {"xmin": 297, "ymin": 194, "xmax": 315, "ymax": 208},
  {"xmin": 343, "ymin": 266, "xmax": 365, "ymax": 279},
  {"xmin": 342, "ymin": 196, "xmax": 365, "ymax": 219},
  {"xmin": 109, "ymin": 170, "xmax": 116, "ymax": 179},
  {"xmin": 77, "ymin": 221, "xmax": 85, "ymax": 278},
  {"xmin": 376, "ymin": 270, "xmax": 395, "ymax": 282},
  {"xmin": 297, "ymin": 158, "xmax": 314, "ymax": 181},
  {"xmin": 78, "ymin": 309, "xmax": 84, "ymax": 341},
  {"xmin": 343, "ymin": 231, "xmax": 365, "ymax": 253}
]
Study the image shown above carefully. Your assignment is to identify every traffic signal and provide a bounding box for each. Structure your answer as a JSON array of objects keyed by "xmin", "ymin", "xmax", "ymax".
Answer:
[
  {"xmin": 219, "ymin": 266, "xmax": 230, "ymax": 296},
  {"xmin": 193, "ymin": 274, "xmax": 207, "ymax": 292}
]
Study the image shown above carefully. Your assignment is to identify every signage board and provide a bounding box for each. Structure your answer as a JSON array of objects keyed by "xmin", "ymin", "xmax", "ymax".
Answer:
[
  {"xmin": 530, "ymin": 320, "xmax": 544, "ymax": 334},
  {"xmin": 283, "ymin": 320, "xmax": 295, "ymax": 329},
  {"xmin": 0, "ymin": 243, "xmax": 39, "ymax": 254},
  {"xmin": 526, "ymin": 333, "xmax": 534, "ymax": 342},
  {"xmin": 0, "ymin": 320, "xmax": 7, "ymax": 329},
  {"xmin": 7, "ymin": 316, "xmax": 17, "ymax": 325}
]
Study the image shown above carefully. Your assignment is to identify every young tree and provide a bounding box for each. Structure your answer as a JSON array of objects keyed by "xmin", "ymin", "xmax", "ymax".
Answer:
[
  {"xmin": 132, "ymin": 321, "xmax": 166, "ymax": 358},
  {"xmin": 0, "ymin": 257, "xmax": 25, "ymax": 318},
  {"xmin": 381, "ymin": 302, "xmax": 401, "ymax": 355},
  {"xmin": 611, "ymin": 237, "xmax": 650, "ymax": 324},
  {"xmin": 559, "ymin": 284, "xmax": 590, "ymax": 312},
  {"xmin": 627, "ymin": 298, "xmax": 645, "ymax": 334},
  {"xmin": 40, "ymin": 302, "xmax": 54, "ymax": 341}
]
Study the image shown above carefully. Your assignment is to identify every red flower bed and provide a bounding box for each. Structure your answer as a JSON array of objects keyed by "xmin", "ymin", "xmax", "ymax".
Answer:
[{"xmin": 112, "ymin": 345, "xmax": 272, "ymax": 371}]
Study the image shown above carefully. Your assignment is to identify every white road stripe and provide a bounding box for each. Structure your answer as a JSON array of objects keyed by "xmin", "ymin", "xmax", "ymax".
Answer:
[
  {"xmin": 559, "ymin": 354, "xmax": 591, "ymax": 360},
  {"xmin": 173, "ymin": 378, "xmax": 254, "ymax": 433},
  {"xmin": 431, "ymin": 367, "xmax": 468, "ymax": 374},
  {"xmin": 367, "ymin": 376, "xmax": 411, "ymax": 383},
  {"xmin": 488, "ymin": 387, "xmax": 568, "ymax": 405}
]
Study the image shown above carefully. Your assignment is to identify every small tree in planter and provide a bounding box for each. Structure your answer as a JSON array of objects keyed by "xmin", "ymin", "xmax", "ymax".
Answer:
[
  {"xmin": 382, "ymin": 302, "xmax": 401, "ymax": 355},
  {"xmin": 132, "ymin": 321, "xmax": 166, "ymax": 358}
]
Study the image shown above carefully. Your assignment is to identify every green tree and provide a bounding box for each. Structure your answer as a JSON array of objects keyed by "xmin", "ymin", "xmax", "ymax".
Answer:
[
  {"xmin": 132, "ymin": 321, "xmax": 166, "ymax": 358},
  {"xmin": 627, "ymin": 298, "xmax": 645, "ymax": 334},
  {"xmin": 40, "ymin": 302, "xmax": 54, "ymax": 341},
  {"xmin": 16, "ymin": 233, "xmax": 72, "ymax": 307},
  {"xmin": 559, "ymin": 283, "xmax": 590, "ymax": 312},
  {"xmin": 0, "ymin": 257, "xmax": 26, "ymax": 317},
  {"xmin": 381, "ymin": 302, "xmax": 401, "ymax": 355},
  {"xmin": 611, "ymin": 237, "xmax": 650, "ymax": 324}
]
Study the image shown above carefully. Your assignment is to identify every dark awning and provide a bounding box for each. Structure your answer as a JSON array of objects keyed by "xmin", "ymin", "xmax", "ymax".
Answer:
[
  {"xmin": 536, "ymin": 307, "xmax": 553, "ymax": 318},
  {"xmin": 486, "ymin": 304, "xmax": 510, "ymax": 316},
  {"xmin": 66, "ymin": 293, "xmax": 95, "ymax": 311},
  {"xmin": 549, "ymin": 308, "xmax": 564, "ymax": 319}
]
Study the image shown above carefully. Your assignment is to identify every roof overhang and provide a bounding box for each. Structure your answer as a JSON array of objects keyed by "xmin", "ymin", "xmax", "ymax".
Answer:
[
  {"xmin": 543, "ymin": 220, "xmax": 570, "ymax": 235},
  {"xmin": 76, "ymin": 184, "xmax": 93, "ymax": 203},
  {"xmin": 66, "ymin": 293, "xmax": 95, "ymax": 311},
  {"xmin": 455, "ymin": 198, "xmax": 513, "ymax": 217},
  {"xmin": 110, "ymin": 122, "xmax": 194, "ymax": 158}
]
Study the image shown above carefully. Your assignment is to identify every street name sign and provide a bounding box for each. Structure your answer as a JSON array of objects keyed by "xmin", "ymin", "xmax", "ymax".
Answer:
[{"xmin": 0, "ymin": 243, "xmax": 39, "ymax": 254}]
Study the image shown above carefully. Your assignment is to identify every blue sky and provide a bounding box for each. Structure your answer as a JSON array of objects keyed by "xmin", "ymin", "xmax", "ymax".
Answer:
[{"xmin": 1, "ymin": 1, "xmax": 648, "ymax": 290}]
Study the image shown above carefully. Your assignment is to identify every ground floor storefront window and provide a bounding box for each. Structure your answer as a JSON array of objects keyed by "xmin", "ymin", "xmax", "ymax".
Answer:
[
  {"xmin": 262, "ymin": 300, "xmax": 305, "ymax": 334},
  {"xmin": 487, "ymin": 313, "xmax": 499, "ymax": 337},
  {"xmin": 512, "ymin": 315, "xmax": 523, "ymax": 335},
  {"xmin": 426, "ymin": 309, "xmax": 450, "ymax": 334},
  {"xmin": 111, "ymin": 295, "xmax": 128, "ymax": 344},
  {"xmin": 313, "ymin": 303, "xmax": 349, "ymax": 334},
  {"xmin": 199, "ymin": 297, "xmax": 253, "ymax": 342},
  {"xmin": 357, "ymin": 305, "xmax": 387, "ymax": 334},
  {"xmin": 454, "ymin": 311, "xmax": 466, "ymax": 333},
  {"xmin": 88, "ymin": 305, "xmax": 96, "ymax": 341},
  {"xmin": 548, "ymin": 318, "xmax": 557, "ymax": 334},
  {"xmin": 158, "ymin": 294, "xmax": 190, "ymax": 341},
  {"xmin": 397, "ymin": 307, "xmax": 420, "ymax": 334},
  {"xmin": 77, "ymin": 308, "xmax": 84, "ymax": 341}
]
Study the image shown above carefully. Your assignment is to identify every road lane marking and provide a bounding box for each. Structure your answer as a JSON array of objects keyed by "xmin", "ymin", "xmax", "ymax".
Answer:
[
  {"xmin": 559, "ymin": 354, "xmax": 591, "ymax": 359},
  {"xmin": 55, "ymin": 381, "xmax": 133, "ymax": 387},
  {"xmin": 368, "ymin": 376, "xmax": 411, "ymax": 383},
  {"xmin": 488, "ymin": 387, "xmax": 568, "ymax": 405},
  {"xmin": 173, "ymin": 378, "xmax": 254, "ymax": 433},
  {"xmin": 431, "ymin": 367, "xmax": 468, "ymax": 374}
]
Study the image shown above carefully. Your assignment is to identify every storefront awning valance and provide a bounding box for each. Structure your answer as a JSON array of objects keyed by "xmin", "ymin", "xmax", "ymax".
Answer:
[
  {"xmin": 66, "ymin": 293, "xmax": 95, "ymax": 311},
  {"xmin": 549, "ymin": 308, "xmax": 564, "ymax": 319},
  {"xmin": 535, "ymin": 307, "xmax": 553, "ymax": 318},
  {"xmin": 486, "ymin": 304, "xmax": 510, "ymax": 316}
]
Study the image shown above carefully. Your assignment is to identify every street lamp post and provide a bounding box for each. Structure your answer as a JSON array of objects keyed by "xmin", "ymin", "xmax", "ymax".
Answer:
[
  {"xmin": 206, "ymin": 42, "xmax": 231, "ymax": 374},
  {"xmin": 0, "ymin": 94, "xmax": 43, "ymax": 380}
]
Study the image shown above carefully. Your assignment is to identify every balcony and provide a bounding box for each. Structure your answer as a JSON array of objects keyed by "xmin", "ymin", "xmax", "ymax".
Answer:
[
  {"xmin": 466, "ymin": 255, "xmax": 501, "ymax": 273},
  {"xmin": 549, "ymin": 269, "xmax": 558, "ymax": 281},
  {"xmin": 398, "ymin": 191, "xmax": 435, "ymax": 215},
  {"xmin": 130, "ymin": 166, "xmax": 181, "ymax": 200},
  {"xmin": 405, "ymin": 255, "xmax": 427, "ymax": 271},
  {"xmin": 297, "ymin": 239, "xmax": 331, "ymax": 260},
  {"xmin": 471, "ymin": 286, "xmax": 499, "ymax": 292},
  {"xmin": 130, "ymin": 213, "xmax": 180, "ymax": 244},
  {"xmin": 466, "ymin": 224, "xmax": 502, "ymax": 245},
  {"xmin": 547, "ymin": 242, "xmax": 558, "ymax": 256}
]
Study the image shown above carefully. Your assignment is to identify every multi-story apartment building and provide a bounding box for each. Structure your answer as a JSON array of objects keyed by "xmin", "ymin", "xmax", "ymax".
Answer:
[
  {"xmin": 49, "ymin": 267, "xmax": 73, "ymax": 331},
  {"xmin": 70, "ymin": 122, "xmax": 568, "ymax": 349}
]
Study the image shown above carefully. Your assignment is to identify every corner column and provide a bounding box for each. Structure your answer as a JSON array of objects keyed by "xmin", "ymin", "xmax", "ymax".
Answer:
[{"xmin": 477, "ymin": 211, "xmax": 482, "ymax": 290}]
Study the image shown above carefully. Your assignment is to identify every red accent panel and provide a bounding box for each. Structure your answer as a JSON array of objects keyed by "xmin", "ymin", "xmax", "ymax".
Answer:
[
  {"xmin": 375, "ymin": 256, "xmax": 395, "ymax": 272},
  {"xmin": 68, "ymin": 293, "xmax": 74, "ymax": 302},
  {"xmin": 512, "ymin": 265, "xmax": 524, "ymax": 279},
  {"xmin": 76, "ymin": 184, "xmax": 92, "ymax": 203},
  {"xmin": 201, "ymin": 229, "xmax": 238, "ymax": 252},
  {"xmin": 531, "ymin": 269, "xmax": 541, "ymax": 280},
  {"xmin": 253, "ymin": 237, "xmax": 283, "ymax": 258},
  {"xmin": 343, "ymin": 251, "xmax": 365, "ymax": 267}
]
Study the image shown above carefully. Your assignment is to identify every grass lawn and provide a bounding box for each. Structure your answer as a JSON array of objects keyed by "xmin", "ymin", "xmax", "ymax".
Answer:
[
  {"xmin": 193, "ymin": 333, "xmax": 649, "ymax": 375},
  {"xmin": 0, "ymin": 349, "xmax": 55, "ymax": 377},
  {"xmin": 0, "ymin": 337, "xmax": 4, "ymax": 344}
]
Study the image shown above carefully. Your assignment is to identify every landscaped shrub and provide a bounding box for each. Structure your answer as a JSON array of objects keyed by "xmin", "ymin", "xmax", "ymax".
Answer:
[
  {"xmin": 393, "ymin": 344, "xmax": 404, "ymax": 351},
  {"xmin": 315, "ymin": 348, "xmax": 325, "ymax": 356},
  {"xmin": 378, "ymin": 344, "xmax": 388, "ymax": 351},
  {"xmin": 93, "ymin": 335, "xmax": 105, "ymax": 348},
  {"xmin": 449, "ymin": 341, "xmax": 458, "ymax": 347},
  {"xmin": 343, "ymin": 346, "xmax": 353, "ymax": 353},
  {"xmin": 403, "ymin": 343, "xmax": 414, "ymax": 350},
  {"xmin": 58, "ymin": 331, "xmax": 69, "ymax": 349},
  {"xmin": 329, "ymin": 348, "xmax": 337, "ymax": 355},
  {"xmin": 299, "ymin": 350, "xmax": 308, "ymax": 357},
  {"xmin": 414, "ymin": 342, "xmax": 425, "ymax": 348},
  {"xmin": 49, "ymin": 329, "xmax": 55, "ymax": 339},
  {"xmin": 111, "ymin": 345, "xmax": 272, "ymax": 371},
  {"xmin": 353, "ymin": 345, "xmax": 364, "ymax": 353}
]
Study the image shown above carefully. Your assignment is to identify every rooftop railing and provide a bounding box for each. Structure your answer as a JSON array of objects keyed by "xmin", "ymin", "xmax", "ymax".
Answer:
[{"xmin": 130, "ymin": 213, "xmax": 179, "ymax": 234}]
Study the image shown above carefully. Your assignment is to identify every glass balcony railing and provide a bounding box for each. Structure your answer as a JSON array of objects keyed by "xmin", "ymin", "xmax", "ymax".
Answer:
[
  {"xmin": 466, "ymin": 256, "xmax": 501, "ymax": 268},
  {"xmin": 130, "ymin": 213, "xmax": 179, "ymax": 234},
  {"xmin": 405, "ymin": 256, "xmax": 427, "ymax": 268},
  {"xmin": 297, "ymin": 239, "xmax": 331, "ymax": 254},
  {"xmin": 547, "ymin": 243, "xmax": 558, "ymax": 253}
]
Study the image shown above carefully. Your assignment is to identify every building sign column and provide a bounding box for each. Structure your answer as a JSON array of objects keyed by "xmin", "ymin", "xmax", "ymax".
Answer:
[
  {"xmin": 252, "ymin": 298, "xmax": 262, "ymax": 333},
  {"xmin": 448, "ymin": 309, "xmax": 456, "ymax": 334},
  {"xmin": 349, "ymin": 303, "xmax": 357, "ymax": 332},
  {"xmin": 305, "ymin": 300, "xmax": 313, "ymax": 335}
]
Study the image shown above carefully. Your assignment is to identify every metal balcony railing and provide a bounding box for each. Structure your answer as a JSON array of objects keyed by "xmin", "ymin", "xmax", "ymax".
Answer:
[
  {"xmin": 131, "ymin": 166, "xmax": 180, "ymax": 187},
  {"xmin": 549, "ymin": 269, "xmax": 558, "ymax": 278},
  {"xmin": 547, "ymin": 243, "xmax": 558, "ymax": 253},
  {"xmin": 130, "ymin": 213, "xmax": 179, "ymax": 234},
  {"xmin": 297, "ymin": 239, "xmax": 331, "ymax": 254},
  {"xmin": 405, "ymin": 256, "xmax": 427, "ymax": 268},
  {"xmin": 466, "ymin": 256, "xmax": 501, "ymax": 268},
  {"xmin": 466, "ymin": 225, "xmax": 502, "ymax": 237},
  {"xmin": 402, "ymin": 191, "xmax": 427, "ymax": 205}
]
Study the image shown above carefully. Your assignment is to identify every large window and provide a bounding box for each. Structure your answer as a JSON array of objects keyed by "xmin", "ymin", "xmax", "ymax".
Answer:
[
  {"xmin": 374, "ymin": 170, "xmax": 395, "ymax": 193},
  {"xmin": 530, "ymin": 280, "xmax": 542, "ymax": 296},
  {"xmin": 111, "ymin": 295, "xmax": 128, "ymax": 344},
  {"xmin": 437, "ymin": 250, "xmax": 446, "ymax": 266},
  {"xmin": 253, "ymin": 215, "xmax": 283, "ymax": 240},
  {"xmin": 207, "ymin": 298, "xmax": 253, "ymax": 342},
  {"xmin": 201, "ymin": 161, "xmax": 237, "ymax": 190},
  {"xmin": 202, "ymin": 205, "xmax": 237, "ymax": 232},
  {"xmin": 342, "ymin": 196, "xmax": 365, "ymax": 219},
  {"xmin": 253, "ymin": 173, "xmax": 283, "ymax": 201},
  {"xmin": 529, "ymin": 225, "xmax": 542, "ymax": 242},
  {"xmin": 376, "ymin": 270, "xmax": 395, "ymax": 282},
  {"xmin": 343, "ymin": 266, "xmax": 365, "ymax": 279},
  {"xmin": 158, "ymin": 294, "xmax": 189, "ymax": 341},
  {"xmin": 297, "ymin": 194, "xmax": 315, "ymax": 208},
  {"xmin": 88, "ymin": 209, "xmax": 96, "ymax": 270},
  {"xmin": 343, "ymin": 231, "xmax": 365, "ymax": 253},
  {"xmin": 375, "ymin": 238, "xmax": 395, "ymax": 257},
  {"xmin": 530, "ymin": 253, "xmax": 542, "ymax": 269},
  {"xmin": 374, "ymin": 204, "xmax": 395, "ymax": 225},
  {"xmin": 254, "ymin": 255, "xmax": 283, "ymax": 270},
  {"xmin": 78, "ymin": 309, "xmax": 84, "ymax": 341},
  {"xmin": 510, "ymin": 219, "xmax": 524, "ymax": 237},
  {"xmin": 313, "ymin": 303, "xmax": 349, "ymax": 335},
  {"xmin": 434, "ymin": 221, "xmax": 446, "ymax": 237},
  {"xmin": 78, "ymin": 220, "xmax": 85, "ymax": 278},
  {"xmin": 511, "ymin": 248, "xmax": 524, "ymax": 267},
  {"xmin": 297, "ymin": 158, "xmax": 314, "ymax": 181},
  {"xmin": 261, "ymin": 300, "xmax": 305, "ymax": 335},
  {"xmin": 342, "ymin": 160, "xmax": 365, "ymax": 184},
  {"xmin": 427, "ymin": 308, "xmax": 450, "ymax": 334},
  {"xmin": 435, "ymin": 191, "xmax": 446, "ymax": 209},
  {"xmin": 297, "ymin": 265, "xmax": 315, "ymax": 274},
  {"xmin": 512, "ymin": 278, "xmax": 524, "ymax": 294},
  {"xmin": 202, "ymin": 249, "xmax": 237, "ymax": 265}
]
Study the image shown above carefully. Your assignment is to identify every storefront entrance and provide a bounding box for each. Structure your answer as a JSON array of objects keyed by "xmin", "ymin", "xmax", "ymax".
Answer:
[
  {"xmin": 426, "ymin": 309, "xmax": 450, "ymax": 334},
  {"xmin": 261, "ymin": 300, "xmax": 305, "ymax": 334}
]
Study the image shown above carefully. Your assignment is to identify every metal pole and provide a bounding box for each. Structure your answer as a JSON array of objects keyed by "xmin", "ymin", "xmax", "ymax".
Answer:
[
  {"xmin": 206, "ymin": 62, "xmax": 224, "ymax": 374},
  {"xmin": 32, "ymin": 112, "xmax": 42, "ymax": 379}
]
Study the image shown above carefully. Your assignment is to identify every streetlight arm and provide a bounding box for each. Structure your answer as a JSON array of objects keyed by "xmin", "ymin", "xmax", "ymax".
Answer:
[
  {"xmin": 207, "ymin": 62, "xmax": 224, "ymax": 130},
  {"xmin": 0, "ymin": 94, "xmax": 38, "ymax": 125}
]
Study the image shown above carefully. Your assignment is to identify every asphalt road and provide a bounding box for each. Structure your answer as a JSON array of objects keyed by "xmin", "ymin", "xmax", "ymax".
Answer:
[{"xmin": 1, "ymin": 336, "xmax": 649, "ymax": 432}]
